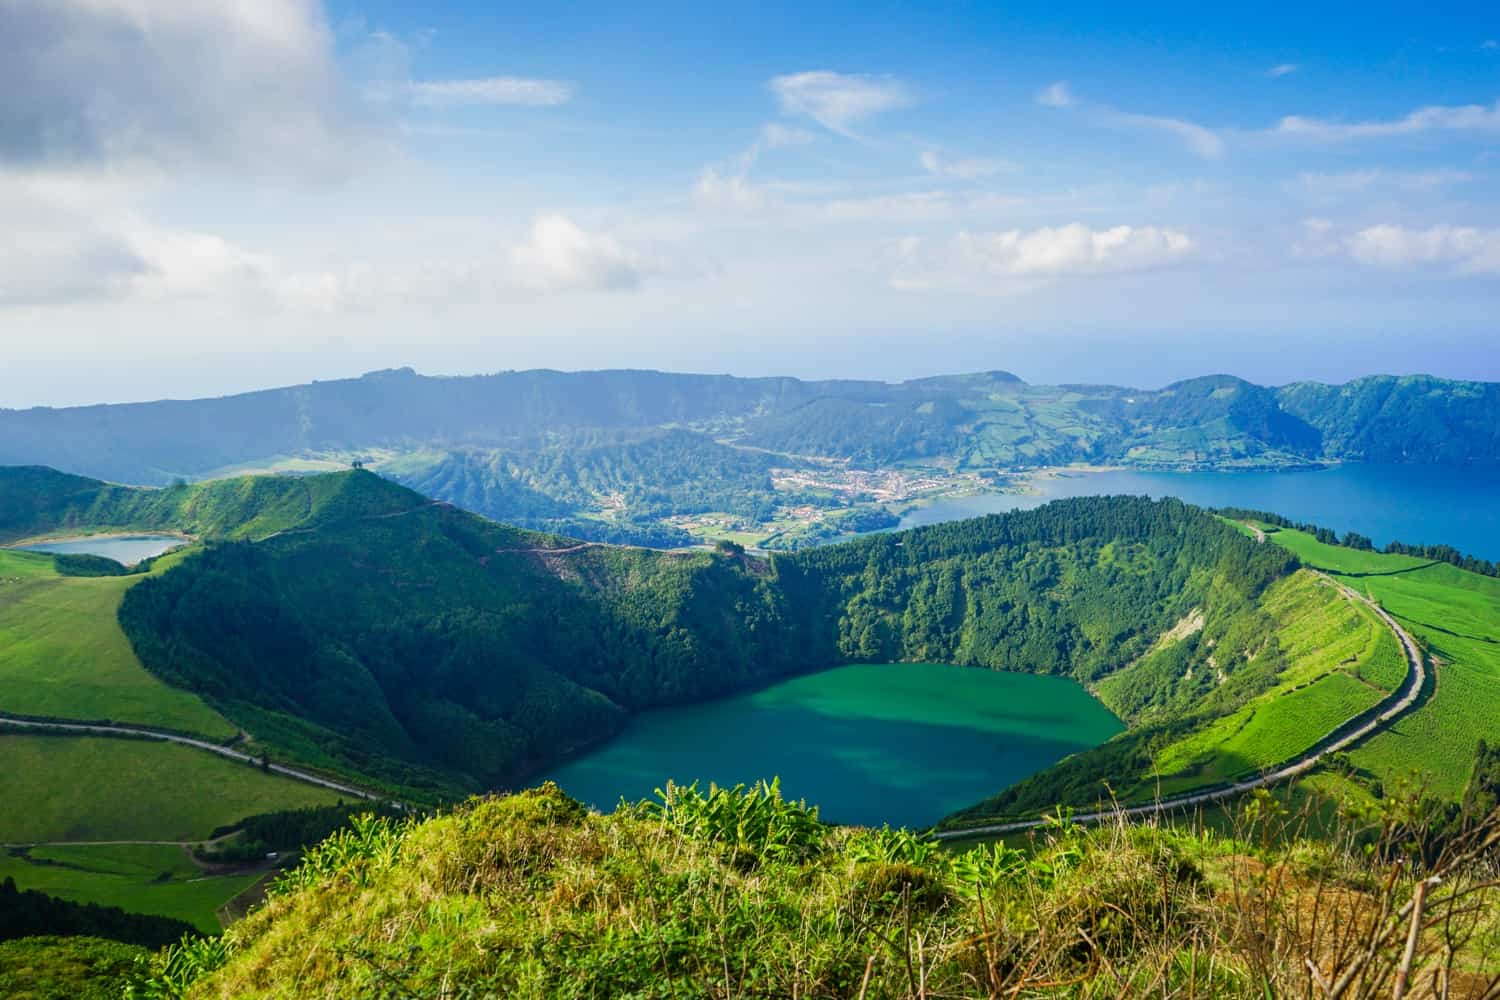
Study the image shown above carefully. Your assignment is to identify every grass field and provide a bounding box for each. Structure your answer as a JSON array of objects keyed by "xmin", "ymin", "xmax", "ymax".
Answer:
[
  {"xmin": 0, "ymin": 843, "xmax": 261, "ymax": 933},
  {"xmin": 0, "ymin": 549, "xmax": 234, "ymax": 738},
  {"xmin": 1148, "ymin": 569, "xmax": 1405, "ymax": 794},
  {"xmin": 0, "ymin": 935, "xmax": 145, "ymax": 1000},
  {"xmin": 1266, "ymin": 528, "xmax": 1500, "ymax": 799},
  {"xmin": 0, "ymin": 733, "xmax": 342, "ymax": 843}
]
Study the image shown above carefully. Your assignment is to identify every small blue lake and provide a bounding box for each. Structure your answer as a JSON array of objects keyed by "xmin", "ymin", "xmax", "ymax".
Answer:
[{"xmin": 16, "ymin": 534, "xmax": 187, "ymax": 565}]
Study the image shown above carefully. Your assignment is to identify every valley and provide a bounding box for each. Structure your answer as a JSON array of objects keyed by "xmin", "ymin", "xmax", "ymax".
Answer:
[{"xmin": 2, "ymin": 376, "xmax": 1498, "ymax": 996}]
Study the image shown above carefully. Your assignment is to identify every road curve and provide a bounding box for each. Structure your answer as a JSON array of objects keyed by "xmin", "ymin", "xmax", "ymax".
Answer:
[
  {"xmin": 935, "ymin": 574, "xmax": 1426, "ymax": 839},
  {"xmin": 0, "ymin": 714, "xmax": 385, "ymax": 803}
]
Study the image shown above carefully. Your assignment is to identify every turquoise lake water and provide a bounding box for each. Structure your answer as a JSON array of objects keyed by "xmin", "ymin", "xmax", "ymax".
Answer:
[
  {"xmin": 900, "ymin": 464, "xmax": 1500, "ymax": 562},
  {"xmin": 545, "ymin": 663, "xmax": 1123, "ymax": 829},
  {"xmin": 17, "ymin": 534, "xmax": 187, "ymax": 565}
]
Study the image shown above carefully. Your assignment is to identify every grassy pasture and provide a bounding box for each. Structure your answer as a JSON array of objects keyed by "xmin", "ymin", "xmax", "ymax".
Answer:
[
  {"xmin": 0, "ymin": 734, "xmax": 341, "ymax": 843},
  {"xmin": 1266, "ymin": 528, "xmax": 1500, "ymax": 799},
  {"xmin": 0, "ymin": 549, "xmax": 233, "ymax": 738},
  {"xmin": 0, "ymin": 844, "xmax": 260, "ymax": 934},
  {"xmin": 0, "ymin": 936, "xmax": 145, "ymax": 1000},
  {"xmin": 1148, "ymin": 569, "xmax": 1404, "ymax": 794}
]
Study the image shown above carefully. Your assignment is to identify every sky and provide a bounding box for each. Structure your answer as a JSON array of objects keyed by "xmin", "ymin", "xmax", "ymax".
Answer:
[{"xmin": 1, "ymin": 0, "xmax": 1498, "ymax": 406}]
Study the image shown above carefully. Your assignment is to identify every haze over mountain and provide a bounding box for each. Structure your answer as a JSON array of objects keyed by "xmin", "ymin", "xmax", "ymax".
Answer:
[{"xmin": 3, "ymin": 367, "xmax": 1497, "ymax": 487}]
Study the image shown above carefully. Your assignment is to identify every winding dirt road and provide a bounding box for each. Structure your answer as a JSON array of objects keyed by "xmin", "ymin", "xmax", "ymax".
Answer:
[
  {"xmin": 0, "ymin": 714, "xmax": 385, "ymax": 803},
  {"xmin": 935, "ymin": 575, "xmax": 1426, "ymax": 839}
]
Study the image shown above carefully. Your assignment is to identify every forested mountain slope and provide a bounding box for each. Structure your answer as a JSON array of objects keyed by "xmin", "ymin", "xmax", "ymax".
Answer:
[{"xmin": 94, "ymin": 467, "xmax": 1301, "ymax": 810}]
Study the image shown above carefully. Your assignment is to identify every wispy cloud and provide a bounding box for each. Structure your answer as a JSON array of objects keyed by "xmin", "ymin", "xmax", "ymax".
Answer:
[
  {"xmin": 1037, "ymin": 81, "xmax": 1224, "ymax": 159},
  {"xmin": 1036, "ymin": 81, "xmax": 1075, "ymax": 108},
  {"xmin": 1274, "ymin": 99, "xmax": 1500, "ymax": 141},
  {"xmin": 769, "ymin": 71, "xmax": 912, "ymax": 136},
  {"xmin": 919, "ymin": 150, "xmax": 1015, "ymax": 179},
  {"xmin": 410, "ymin": 77, "xmax": 574, "ymax": 107},
  {"xmin": 759, "ymin": 123, "xmax": 816, "ymax": 149},
  {"xmin": 1291, "ymin": 167, "xmax": 1473, "ymax": 197},
  {"xmin": 892, "ymin": 223, "xmax": 1195, "ymax": 292},
  {"xmin": 1267, "ymin": 63, "xmax": 1299, "ymax": 78},
  {"xmin": 1113, "ymin": 111, "xmax": 1225, "ymax": 159}
]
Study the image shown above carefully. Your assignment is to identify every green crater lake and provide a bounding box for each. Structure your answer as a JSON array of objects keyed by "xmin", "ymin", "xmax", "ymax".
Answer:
[{"xmin": 544, "ymin": 663, "xmax": 1123, "ymax": 828}]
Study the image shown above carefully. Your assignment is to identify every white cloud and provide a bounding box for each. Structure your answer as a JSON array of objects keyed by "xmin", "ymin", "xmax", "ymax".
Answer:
[
  {"xmin": 0, "ymin": 0, "xmax": 359, "ymax": 178},
  {"xmin": 1113, "ymin": 111, "xmax": 1225, "ymax": 159},
  {"xmin": 1483, "ymin": 40, "xmax": 1498, "ymax": 50},
  {"xmin": 1267, "ymin": 64, "xmax": 1299, "ymax": 78},
  {"xmin": 1345, "ymin": 224, "xmax": 1500, "ymax": 274},
  {"xmin": 759, "ymin": 123, "xmax": 816, "ymax": 149},
  {"xmin": 1275, "ymin": 99, "xmax": 1500, "ymax": 142},
  {"xmin": 769, "ymin": 71, "xmax": 912, "ymax": 135},
  {"xmin": 892, "ymin": 223, "xmax": 1195, "ymax": 292},
  {"xmin": 821, "ymin": 191, "xmax": 955, "ymax": 223},
  {"xmin": 693, "ymin": 167, "xmax": 768, "ymax": 213},
  {"xmin": 1036, "ymin": 82, "xmax": 1075, "ymax": 108},
  {"xmin": 507, "ymin": 214, "xmax": 689, "ymax": 293},
  {"xmin": 0, "ymin": 168, "xmax": 348, "ymax": 310},
  {"xmin": 1293, "ymin": 218, "xmax": 1500, "ymax": 275},
  {"xmin": 410, "ymin": 77, "xmax": 574, "ymax": 107},
  {"xmin": 919, "ymin": 150, "xmax": 1014, "ymax": 179},
  {"xmin": 1037, "ymin": 82, "xmax": 1223, "ymax": 159},
  {"xmin": 1291, "ymin": 168, "xmax": 1473, "ymax": 197}
]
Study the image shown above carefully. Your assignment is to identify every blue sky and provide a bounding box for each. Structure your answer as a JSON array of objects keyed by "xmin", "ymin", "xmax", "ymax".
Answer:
[{"xmin": 1, "ymin": 1, "xmax": 1497, "ymax": 405}]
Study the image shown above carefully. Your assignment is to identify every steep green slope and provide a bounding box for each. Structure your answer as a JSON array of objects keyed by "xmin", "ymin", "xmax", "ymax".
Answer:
[
  {"xmin": 127, "ymin": 783, "xmax": 1500, "ymax": 1000},
  {"xmin": 0, "ymin": 465, "xmax": 422, "ymax": 545},
  {"xmin": 1279, "ymin": 374, "xmax": 1500, "ymax": 465},
  {"xmin": 114, "ymin": 472, "xmax": 1296, "ymax": 806},
  {"xmin": 1265, "ymin": 527, "xmax": 1500, "ymax": 800}
]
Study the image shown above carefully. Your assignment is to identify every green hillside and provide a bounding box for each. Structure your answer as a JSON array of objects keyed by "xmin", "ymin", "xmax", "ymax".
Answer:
[
  {"xmin": 125, "ymin": 782, "xmax": 1500, "ymax": 1000},
  {"xmin": 0, "ymin": 734, "xmax": 340, "ymax": 843},
  {"xmin": 0, "ymin": 845, "xmax": 261, "ymax": 935},
  {"xmin": 0, "ymin": 465, "xmax": 422, "ymax": 546},
  {"xmin": 110, "ymin": 473, "xmax": 1306, "ymax": 809},
  {"xmin": 1265, "ymin": 527, "xmax": 1500, "ymax": 800},
  {"xmin": 0, "ymin": 548, "xmax": 232, "ymax": 737},
  {"xmin": 3, "ymin": 465, "xmax": 1462, "ymax": 829}
]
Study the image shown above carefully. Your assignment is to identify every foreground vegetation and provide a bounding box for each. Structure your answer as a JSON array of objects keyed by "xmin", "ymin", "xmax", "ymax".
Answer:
[{"xmin": 124, "ymin": 781, "xmax": 1500, "ymax": 999}]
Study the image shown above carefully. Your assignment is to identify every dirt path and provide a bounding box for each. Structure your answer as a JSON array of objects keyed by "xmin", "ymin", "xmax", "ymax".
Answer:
[
  {"xmin": 0, "ymin": 714, "xmax": 386, "ymax": 803},
  {"xmin": 936, "ymin": 574, "xmax": 1426, "ymax": 839}
]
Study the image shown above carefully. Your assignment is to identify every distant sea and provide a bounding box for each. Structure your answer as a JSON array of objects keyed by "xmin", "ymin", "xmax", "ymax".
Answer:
[{"xmin": 898, "ymin": 464, "xmax": 1500, "ymax": 563}]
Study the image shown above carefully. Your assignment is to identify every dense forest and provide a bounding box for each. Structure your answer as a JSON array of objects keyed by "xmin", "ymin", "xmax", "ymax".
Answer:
[
  {"xmin": 112, "ymin": 469, "xmax": 1295, "ymax": 807},
  {"xmin": 0, "ymin": 878, "xmax": 195, "ymax": 950}
]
